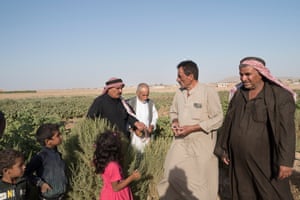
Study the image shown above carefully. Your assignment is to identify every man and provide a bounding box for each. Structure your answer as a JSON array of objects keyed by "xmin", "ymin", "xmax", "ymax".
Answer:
[
  {"xmin": 157, "ymin": 60, "xmax": 224, "ymax": 199},
  {"xmin": 126, "ymin": 83, "xmax": 158, "ymax": 152},
  {"xmin": 0, "ymin": 111, "xmax": 5, "ymax": 138},
  {"xmin": 87, "ymin": 77, "xmax": 145, "ymax": 139},
  {"xmin": 214, "ymin": 57, "xmax": 296, "ymax": 200}
]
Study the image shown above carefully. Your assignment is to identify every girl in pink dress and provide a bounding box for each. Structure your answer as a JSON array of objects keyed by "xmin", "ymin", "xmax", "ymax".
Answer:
[{"xmin": 93, "ymin": 131, "xmax": 141, "ymax": 200}]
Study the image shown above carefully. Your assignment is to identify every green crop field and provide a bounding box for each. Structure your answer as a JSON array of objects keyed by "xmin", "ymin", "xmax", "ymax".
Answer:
[{"xmin": 0, "ymin": 90, "xmax": 299, "ymax": 199}]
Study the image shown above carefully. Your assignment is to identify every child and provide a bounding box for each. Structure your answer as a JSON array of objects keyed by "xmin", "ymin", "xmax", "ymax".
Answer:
[
  {"xmin": 25, "ymin": 123, "xmax": 67, "ymax": 200},
  {"xmin": 93, "ymin": 130, "xmax": 141, "ymax": 200},
  {"xmin": 0, "ymin": 149, "xmax": 27, "ymax": 200}
]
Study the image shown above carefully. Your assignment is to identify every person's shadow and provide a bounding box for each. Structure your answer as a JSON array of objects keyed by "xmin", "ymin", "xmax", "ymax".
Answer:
[{"xmin": 160, "ymin": 166, "xmax": 198, "ymax": 200}]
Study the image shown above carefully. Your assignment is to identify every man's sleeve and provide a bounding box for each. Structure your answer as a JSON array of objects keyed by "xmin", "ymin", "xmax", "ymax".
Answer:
[
  {"xmin": 278, "ymin": 93, "xmax": 296, "ymax": 167},
  {"xmin": 169, "ymin": 92, "xmax": 179, "ymax": 122},
  {"xmin": 87, "ymin": 98, "xmax": 100, "ymax": 119},
  {"xmin": 151, "ymin": 104, "xmax": 159, "ymax": 129},
  {"xmin": 199, "ymin": 87, "xmax": 224, "ymax": 133}
]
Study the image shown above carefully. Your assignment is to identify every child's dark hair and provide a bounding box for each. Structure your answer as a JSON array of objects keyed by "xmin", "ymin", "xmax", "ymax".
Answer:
[
  {"xmin": 93, "ymin": 130, "xmax": 122, "ymax": 174},
  {"xmin": 0, "ymin": 149, "xmax": 24, "ymax": 175},
  {"xmin": 36, "ymin": 123, "xmax": 60, "ymax": 146}
]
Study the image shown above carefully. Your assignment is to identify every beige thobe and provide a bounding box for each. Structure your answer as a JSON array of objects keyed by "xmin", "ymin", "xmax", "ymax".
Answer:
[{"xmin": 157, "ymin": 83, "xmax": 223, "ymax": 200}]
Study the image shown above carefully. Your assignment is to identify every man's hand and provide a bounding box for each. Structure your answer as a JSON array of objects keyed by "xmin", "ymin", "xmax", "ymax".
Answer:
[
  {"xmin": 147, "ymin": 125, "xmax": 154, "ymax": 134},
  {"xmin": 134, "ymin": 121, "xmax": 146, "ymax": 131},
  {"xmin": 171, "ymin": 120, "xmax": 182, "ymax": 136},
  {"xmin": 222, "ymin": 153, "xmax": 230, "ymax": 165},
  {"xmin": 278, "ymin": 165, "xmax": 293, "ymax": 180},
  {"xmin": 172, "ymin": 124, "xmax": 201, "ymax": 137},
  {"xmin": 41, "ymin": 182, "xmax": 52, "ymax": 193}
]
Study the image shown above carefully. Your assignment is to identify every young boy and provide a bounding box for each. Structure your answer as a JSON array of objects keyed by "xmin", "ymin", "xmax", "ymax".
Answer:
[
  {"xmin": 25, "ymin": 123, "xmax": 67, "ymax": 200},
  {"xmin": 0, "ymin": 149, "xmax": 27, "ymax": 200}
]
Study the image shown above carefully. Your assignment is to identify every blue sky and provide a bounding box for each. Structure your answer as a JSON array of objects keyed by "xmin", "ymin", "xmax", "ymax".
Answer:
[{"xmin": 1, "ymin": 1, "xmax": 300, "ymax": 90}]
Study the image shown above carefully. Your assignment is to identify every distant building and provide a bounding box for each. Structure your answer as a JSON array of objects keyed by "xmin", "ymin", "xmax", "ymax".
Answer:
[{"xmin": 217, "ymin": 82, "xmax": 230, "ymax": 88}]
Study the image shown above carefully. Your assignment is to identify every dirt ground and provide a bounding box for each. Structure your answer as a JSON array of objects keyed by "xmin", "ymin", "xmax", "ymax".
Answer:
[
  {"xmin": 0, "ymin": 85, "xmax": 179, "ymax": 100},
  {"xmin": 1, "ymin": 83, "xmax": 299, "ymax": 100}
]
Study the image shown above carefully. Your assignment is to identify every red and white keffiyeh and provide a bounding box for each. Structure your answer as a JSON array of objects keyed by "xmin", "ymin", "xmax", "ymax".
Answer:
[{"xmin": 229, "ymin": 59, "xmax": 296, "ymax": 101}]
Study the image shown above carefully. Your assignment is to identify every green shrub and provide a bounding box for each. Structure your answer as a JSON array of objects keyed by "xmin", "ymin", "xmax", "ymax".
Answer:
[
  {"xmin": 64, "ymin": 118, "xmax": 111, "ymax": 199},
  {"xmin": 63, "ymin": 117, "xmax": 172, "ymax": 200},
  {"xmin": 129, "ymin": 136, "xmax": 172, "ymax": 200}
]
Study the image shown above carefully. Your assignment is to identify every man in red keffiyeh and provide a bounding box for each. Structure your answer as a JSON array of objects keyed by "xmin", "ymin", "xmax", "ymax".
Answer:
[
  {"xmin": 87, "ymin": 77, "xmax": 146, "ymax": 139},
  {"xmin": 215, "ymin": 57, "xmax": 296, "ymax": 200}
]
